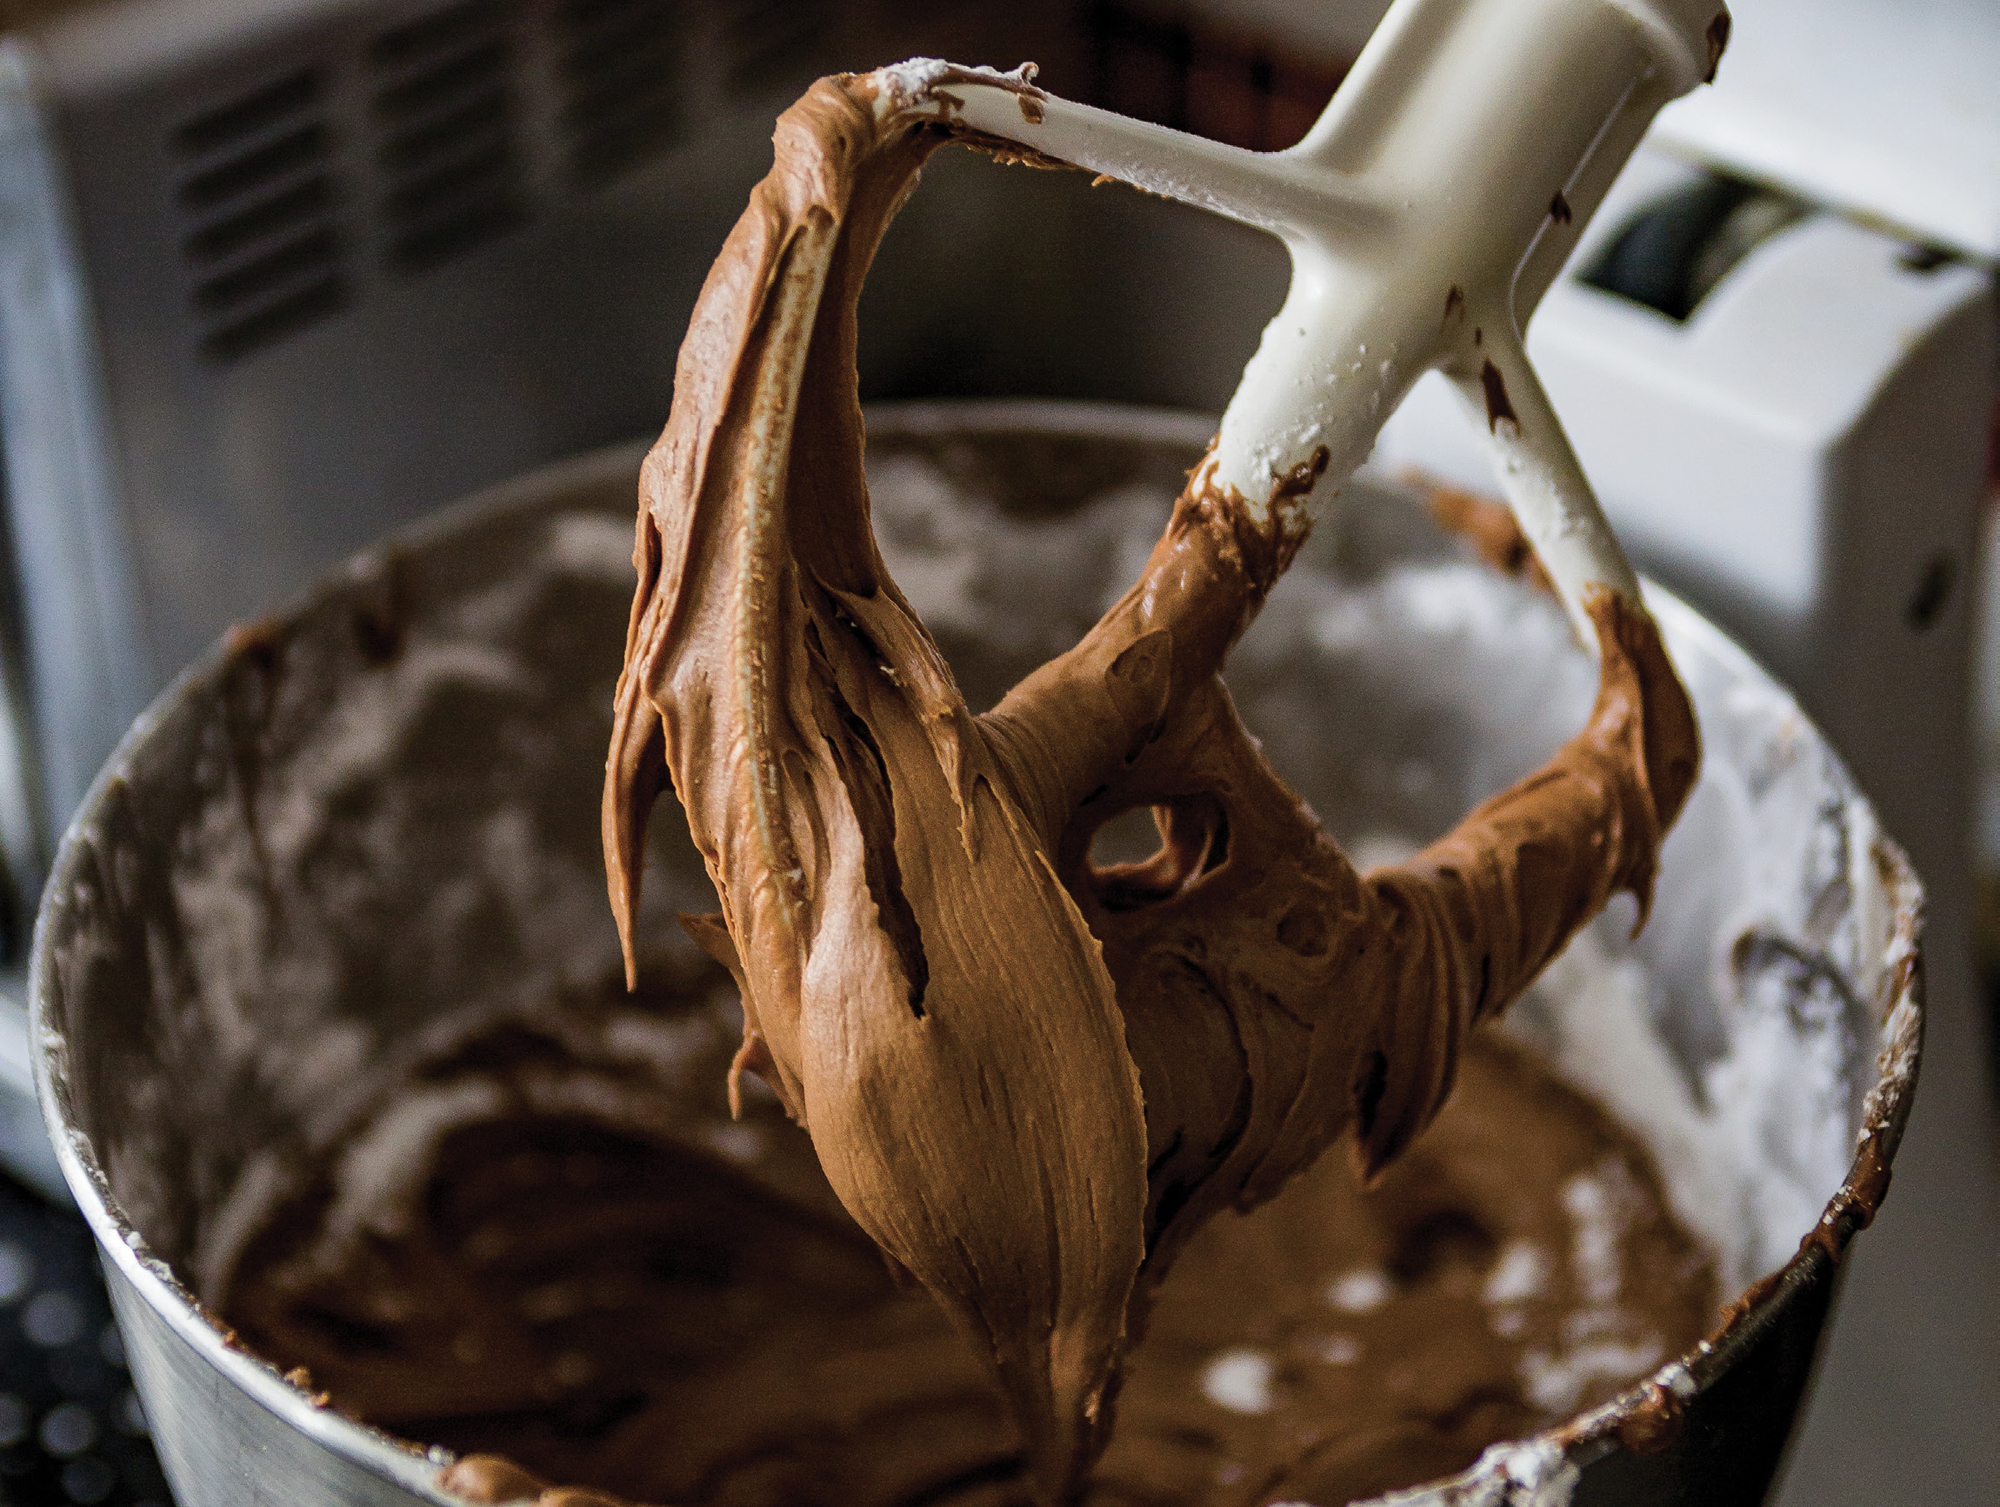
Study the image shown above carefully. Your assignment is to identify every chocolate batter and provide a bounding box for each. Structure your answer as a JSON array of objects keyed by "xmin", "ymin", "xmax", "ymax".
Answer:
[
  {"xmin": 223, "ymin": 969, "xmax": 1715, "ymax": 1507},
  {"xmin": 600, "ymin": 65, "xmax": 1699, "ymax": 1502}
]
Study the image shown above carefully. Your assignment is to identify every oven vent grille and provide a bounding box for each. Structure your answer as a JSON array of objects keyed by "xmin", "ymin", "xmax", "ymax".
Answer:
[
  {"xmin": 173, "ymin": 69, "xmax": 350, "ymax": 361},
  {"xmin": 368, "ymin": 0, "xmax": 527, "ymax": 272},
  {"xmin": 1084, "ymin": 2, "xmax": 1349, "ymax": 152},
  {"xmin": 555, "ymin": 0, "xmax": 685, "ymax": 188},
  {"xmin": 170, "ymin": 0, "xmax": 822, "ymax": 362}
]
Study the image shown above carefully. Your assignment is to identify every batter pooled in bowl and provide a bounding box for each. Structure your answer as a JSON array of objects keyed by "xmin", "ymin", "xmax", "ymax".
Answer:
[
  {"xmin": 599, "ymin": 65, "xmax": 1698, "ymax": 1506},
  {"xmin": 222, "ymin": 958, "xmax": 1715, "ymax": 1507}
]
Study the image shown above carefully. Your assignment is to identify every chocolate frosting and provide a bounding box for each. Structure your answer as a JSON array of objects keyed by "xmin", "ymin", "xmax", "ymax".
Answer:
[
  {"xmin": 603, "ymin": 70, "xmax": 1699, "ymax": 1503},
  {"xmin": 224, "ymin": 980, "xmax": 1715, "ymax": 1507}
]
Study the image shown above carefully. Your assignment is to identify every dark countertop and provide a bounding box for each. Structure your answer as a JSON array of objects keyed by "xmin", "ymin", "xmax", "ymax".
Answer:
[{"xmin": 0, "ymin": 1171, "xmax": 170, "ymax": 1506}]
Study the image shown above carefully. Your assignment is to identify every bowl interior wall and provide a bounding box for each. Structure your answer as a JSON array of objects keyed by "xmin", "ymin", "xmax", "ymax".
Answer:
[{"xmin": 36, "ymin": 423, "xmax": 1897, "ymax": 1313}]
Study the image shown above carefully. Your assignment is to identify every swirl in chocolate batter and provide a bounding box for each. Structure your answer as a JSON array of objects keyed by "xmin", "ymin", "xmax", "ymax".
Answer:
[{"xmin": 601, "ymin": 69, "xmax": 1699, "ymax": 1505}]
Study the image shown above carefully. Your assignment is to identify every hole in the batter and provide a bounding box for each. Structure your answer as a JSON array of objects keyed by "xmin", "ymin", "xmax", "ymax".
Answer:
[
  {"xmin": 1090, "ymin": 805, "xmax": 1163, "ymax": 867},
  {"xmin": 1088, "ymin": 794, "xmax": 1230, "ymax": 913}
]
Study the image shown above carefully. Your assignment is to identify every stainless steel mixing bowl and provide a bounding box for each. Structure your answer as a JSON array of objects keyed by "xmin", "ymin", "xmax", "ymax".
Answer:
[{"xmin": 31, "ymin": 404, "xmax": 1921, "ymax": 1507}]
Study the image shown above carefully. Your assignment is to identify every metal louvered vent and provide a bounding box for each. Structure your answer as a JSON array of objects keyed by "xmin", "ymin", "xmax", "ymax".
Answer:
[
  {"xmin": 1083, "ymin": 1, "xmax": 1349, "ymax": 152},
  {"xmin": 174, "ymin": 70, "xmax": 349, "ymax": 361},
  {"xmin": 368, "ymin": 0, "xmax": 526, "ymax": 272},
  {"xmin": 554, "ymin": 0, "xmax": 685, "ymax": 188}
]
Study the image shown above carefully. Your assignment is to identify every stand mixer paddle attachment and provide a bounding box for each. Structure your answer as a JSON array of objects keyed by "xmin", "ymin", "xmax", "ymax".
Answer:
[{"xmin": 603, "ymin": 1, "xmax": 1724, "ymax": 1500}]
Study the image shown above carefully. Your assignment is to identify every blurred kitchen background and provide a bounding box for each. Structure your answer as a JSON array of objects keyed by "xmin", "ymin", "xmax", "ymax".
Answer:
[{"xmin": 0, "ymin": 0, "xmax": 1991, "ymax": 1502}]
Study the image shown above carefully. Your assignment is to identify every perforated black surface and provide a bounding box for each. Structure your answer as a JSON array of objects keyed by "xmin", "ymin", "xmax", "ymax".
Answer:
[{"xmin": 0, "ymin": 1174, "xmax": 171, "ymax": 1506}]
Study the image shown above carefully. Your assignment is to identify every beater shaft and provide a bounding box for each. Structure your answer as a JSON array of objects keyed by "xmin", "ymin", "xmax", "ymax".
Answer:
[{"xmin": 891, "ymin": 0, "xmax": 1729, "ymax": 643}]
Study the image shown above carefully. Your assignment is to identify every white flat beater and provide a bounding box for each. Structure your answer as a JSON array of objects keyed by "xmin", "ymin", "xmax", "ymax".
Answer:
[{"xmin": 877, "ymin": 0, "xmax": 1730, "ymax": 646}]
